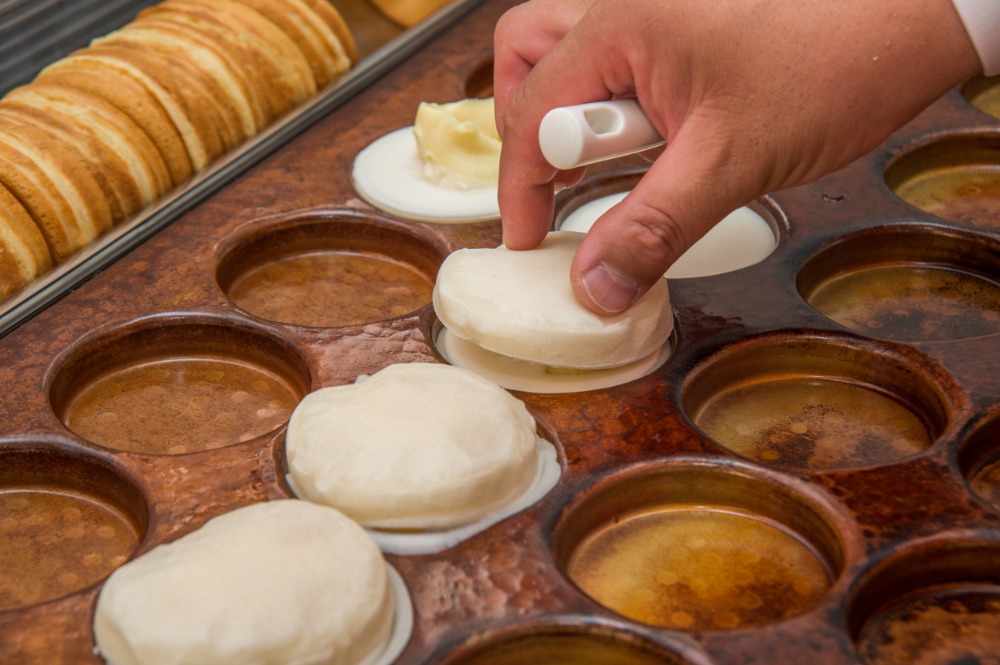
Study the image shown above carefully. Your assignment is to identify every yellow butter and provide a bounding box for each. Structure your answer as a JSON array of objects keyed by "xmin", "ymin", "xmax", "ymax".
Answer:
[{"xmin": 413, "ymin": 98, "xmax": 500, "ymax": 189}]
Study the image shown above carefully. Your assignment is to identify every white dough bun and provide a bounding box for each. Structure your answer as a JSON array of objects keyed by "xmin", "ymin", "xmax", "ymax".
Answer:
[
  {"xmin": 286, "ymin": 362, "xmax": 539, "ymax": 529},
  {"xmin": 433, "ymin": 231, "xmax": 673, "ymax": 369},
  {"xmin": 94, "ymin": 500, "xmax": 395, "ymax": 665}
]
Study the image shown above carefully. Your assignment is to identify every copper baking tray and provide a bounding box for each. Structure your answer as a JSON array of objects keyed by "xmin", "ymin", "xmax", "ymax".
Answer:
[{"xmin": 2, "ymin": 0, "xmax": 1000, "ymax": 663}]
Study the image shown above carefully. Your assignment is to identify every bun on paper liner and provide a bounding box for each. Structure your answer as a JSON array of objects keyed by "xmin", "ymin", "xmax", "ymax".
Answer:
[
  {"xmin": 286, "ymin": 362, "xmax": 541, "ymax": 531},
  {"xmin": 93, "ymin": 500, "xmax": 398, "ymax": 665},
  {"xmin": 432, "ymin": 231, "xmax": 673, "ymax": 370}
]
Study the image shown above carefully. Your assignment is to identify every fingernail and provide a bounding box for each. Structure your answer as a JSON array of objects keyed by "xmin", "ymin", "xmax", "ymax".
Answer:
[{"xmin": 581, "ymin": 263, "xmax": 638, "ymax": 313}]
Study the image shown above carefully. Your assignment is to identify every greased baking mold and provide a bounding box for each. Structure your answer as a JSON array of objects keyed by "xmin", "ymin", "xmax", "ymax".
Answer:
[{"xmin": 1, "ymin": 1, "xmax": 999, "ymax": 664}]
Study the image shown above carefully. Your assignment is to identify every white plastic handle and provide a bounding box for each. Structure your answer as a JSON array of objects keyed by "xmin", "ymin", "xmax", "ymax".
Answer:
[{"xmin": 538, "ymin": 99, "xmax": 665, "ymax": 170}]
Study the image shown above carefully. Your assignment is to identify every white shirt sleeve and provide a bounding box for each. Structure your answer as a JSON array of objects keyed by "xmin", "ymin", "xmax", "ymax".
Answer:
[{"xmin": 952, "ymin": 0, "xmax": 1000, "ymax": 75}]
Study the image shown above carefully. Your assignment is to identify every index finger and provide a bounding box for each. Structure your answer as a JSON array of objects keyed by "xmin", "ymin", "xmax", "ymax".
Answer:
[
  {"xmin": 493, "ymin": 0, "xmax": 594, "ymax": 137},
  {"xmin": 495, "ymin": 4, "xmax": 632, "ymax": 249}
]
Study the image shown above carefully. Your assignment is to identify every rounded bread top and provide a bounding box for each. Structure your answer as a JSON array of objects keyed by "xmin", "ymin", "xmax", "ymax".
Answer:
[
  {"xmin": 433, "ymin": 231, "xmax": 672, "ymax": 369},
  {"xmin": 286, "ymin": 362, "xmax": 539, "ymax": 529},
  {"xmin": 93, "ymin": 500, "xmax": 394, "ymax": 665}
]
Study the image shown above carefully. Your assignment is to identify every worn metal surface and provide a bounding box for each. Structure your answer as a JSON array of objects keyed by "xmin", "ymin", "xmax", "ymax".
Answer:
[{"xmin": 1, "ymin": 0, "xmax": 1000, "ymax": 663}]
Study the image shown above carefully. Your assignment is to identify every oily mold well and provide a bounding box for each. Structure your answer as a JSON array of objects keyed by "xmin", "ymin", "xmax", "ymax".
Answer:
[
  {"xmin": 217, "ymin": 210, "xmax": 449, "ymax": 329},
  {"xmin": 797, "ymin": 224, "xmax": 1000, "ymax": 342},
  {"xmin": 681, "ymin": 332, "xmax": 955, "ymax": 471},
  {"xmin": 885, "ymin": 131, "xmax": 1000, "ymax": 228},
  {"xmin": 553, "ymin": 459, "xmax": 853, "ymax": 632},
  {"xmin": 49, "ymin": 314, "xmax": 311, "ymax": 455},
  {"xmin": 0, "ymin": 441, "xmax": 147, "ymax": 612},
  {"xmin": 848, "ymin": 536, "xmax": 1000, "ymax": 665}
]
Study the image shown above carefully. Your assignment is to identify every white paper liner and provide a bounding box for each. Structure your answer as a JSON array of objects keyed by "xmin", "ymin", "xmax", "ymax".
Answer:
[
  {"xmin": 351, "ymin": 127, "xmax": 500, "ymax": 223},
  {"xmin": 436, "ymin": 325, "xmax": 671, "ymax": 394},
  {"xmin": 364, "ymin": 565, "xmax": 413, "ymax": 665}
]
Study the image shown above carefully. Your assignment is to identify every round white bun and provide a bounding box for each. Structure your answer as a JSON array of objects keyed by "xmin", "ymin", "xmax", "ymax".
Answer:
[
  {"xmin": 93, "ymin": 500, "xmax": 395, "ymax": 665},
  {"xmin": 286, "ymin": 362, "xmax": 539, "ymax": 530},
  {"xmin": 433, "ymin": 231, "xmax": 672, "ymax": 369}
]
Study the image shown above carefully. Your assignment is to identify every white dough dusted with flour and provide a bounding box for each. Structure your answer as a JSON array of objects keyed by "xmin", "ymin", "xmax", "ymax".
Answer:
[
  {"xmin": 286, "ymin": 362, "xmax": 539, "ymax": 529},
  {"xmin": 433, "ymin": 231, "xmax": 672, "ymax": 369},
  {"xmin": 93, "ymin": 500, "xmax": 394, "ymax": 665}
]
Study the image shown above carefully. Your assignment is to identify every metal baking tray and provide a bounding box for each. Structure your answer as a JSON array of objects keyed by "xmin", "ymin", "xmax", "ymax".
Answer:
[{"xmin": 0, "ymin": 0, "xmax": 487, "ymax": 338}]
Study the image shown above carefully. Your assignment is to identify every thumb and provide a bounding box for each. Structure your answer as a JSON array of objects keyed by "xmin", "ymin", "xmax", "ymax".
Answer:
[{"xmin": 569, "ymin": 130, "xmax": 755, "ymax": 314}]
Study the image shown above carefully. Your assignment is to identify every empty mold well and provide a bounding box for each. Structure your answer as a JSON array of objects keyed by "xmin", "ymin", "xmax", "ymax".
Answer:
[
  {"xmin": 959, "ymin": 412, "xmax": 1000, "ymax": 513},
  {"xmin": 554, "ymin": 459, "xmax": 848, "ymax": 631},
  {"xmin": 0, "ymin": 442, "xmax": 147, "ymax": 611},
  {"xmin": 463, "ymin": 55, "xmax": 493, "ymax": 99},
  {"xmin": 849, "ymin": 537, "xmax": 1000, "ymax": 664},
  {"xmin": 217, "ymin": 210, "xmax": 447, "ymax": 328},
  {"xmin": 886, "ymin": 132, "xmax": 1000, "ymax": 228},
  {"xmin": 962, "ymin": 73, "xmax": 1000, "ymax": 120},
  {"xmin": 432, "ymin": 621, "xmax": 706, "ymax": 665},
  {"xmin": 798, "ymin": 225, "xmax": 1000, "ymax": 342},
  {"xmin": 49, "ymin": 314, "xmax": 311, "ymax": 455},
  {"xmin": 682, "ymin": 333, "xmax": 953, "ymax": 470}
]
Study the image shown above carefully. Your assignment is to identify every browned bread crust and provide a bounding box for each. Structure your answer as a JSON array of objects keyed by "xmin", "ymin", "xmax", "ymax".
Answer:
[
  {"xmin": 36, "ymin": 59, "xmax": 194, "ymax": 186},
  {"xmin": 0, "ymin": 117, "xmax": 114, "ymax": 261},
  {"xmin": 0, "ymin": 180, "xmax": 51, "ymax": 298},
  {"xmin": 231, "ymin": 0, "xmax": 354, "ymax": 88},
  {"xmin": 0, "ymin": 0, "xmax": 357, "ymax": 300},
  {"xmin": 142, "ymin": 0, "xmax": 316, "ymax": 119},
  {"xmin": 303, "ymin": 0, "xmax": 358, "ymax": 64},
  {"xmin": 1, "ymin": 84, "xmax": 173, "ymax": 223}
]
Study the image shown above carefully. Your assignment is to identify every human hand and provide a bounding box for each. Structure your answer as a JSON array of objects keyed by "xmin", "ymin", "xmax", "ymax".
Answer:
[{"xmin": 493, "ymin": 0, "xmax": 980, "ymax": 314}]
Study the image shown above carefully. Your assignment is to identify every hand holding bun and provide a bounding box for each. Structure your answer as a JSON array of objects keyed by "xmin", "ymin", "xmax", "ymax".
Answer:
[{"xmin": 493, "ymin": 0, "xmax": 982, "ymax": 314}]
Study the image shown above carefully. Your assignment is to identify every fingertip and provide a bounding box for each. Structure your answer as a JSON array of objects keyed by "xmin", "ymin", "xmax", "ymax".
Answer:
[
  {"xmin": 502, "ymin": 216, "xmax": 551, "ymax": 250},
  {"xmin": 498, "ymin": 168, "xmax": 557, "ymax": 250}
]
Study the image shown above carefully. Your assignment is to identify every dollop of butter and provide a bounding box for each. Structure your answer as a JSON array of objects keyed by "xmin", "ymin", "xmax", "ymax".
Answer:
[{"xmin": 413, "ymin": 98, "xmax": 500, "ymax": 189}]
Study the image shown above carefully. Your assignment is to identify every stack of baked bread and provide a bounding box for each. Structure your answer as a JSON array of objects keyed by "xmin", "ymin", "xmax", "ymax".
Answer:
[{"xmin": 0, "ymin": 0, "xmax": 356, "ymax": 300}]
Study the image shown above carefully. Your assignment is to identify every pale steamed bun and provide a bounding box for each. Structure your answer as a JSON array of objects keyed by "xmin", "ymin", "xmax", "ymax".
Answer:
[
  {"xmin": 433, "ymin": 231, "xmax": 672, "ymax": 369},
  {"xmin": 94, "ymin": 500, "xmax": 394, "ymax": 665},
  {"xmin": 286, "ymin": 362, "xmax": 539, "ymax": 530}
]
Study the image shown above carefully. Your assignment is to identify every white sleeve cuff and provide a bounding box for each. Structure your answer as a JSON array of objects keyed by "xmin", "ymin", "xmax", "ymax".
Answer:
[{"xmin": 952, "ymin": 0, "xmax": 1000, "ymax": 76}]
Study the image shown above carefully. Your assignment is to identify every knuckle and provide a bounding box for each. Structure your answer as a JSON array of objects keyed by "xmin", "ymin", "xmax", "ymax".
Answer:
[{"xmin": 622, "ymin": 201, "xmax": 691, "ymax": 267}]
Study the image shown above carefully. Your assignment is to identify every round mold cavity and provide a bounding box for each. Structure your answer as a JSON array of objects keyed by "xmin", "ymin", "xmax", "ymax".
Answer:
[
  {"xmin": 0, "ymin": 442, "xmax": 147, "ymax": 611},
  {"xmin": 554, "ymin": 170, "xmax": 783, "ymax": 279},
  {"xmin": 848, "ymin": 537, "xmax": 1000, "ymax": 664},
  {"xmin": 432, "ymin": 621, "xmax": 706, "ymax": 665},
  {"xmin": 958, "ymin": 412, "xmax": 1000, "ymax": 513},
  {"xmin": 885, "ymin": 132, "xmax": 1000, "ymax": 227},
  {"xmin": 463, "ymin": 55, "xmax": 493, "ymax": 99},
  {"xmin": 217, "ymin": 211, "xmax": 446, "ymax": 328},
  {"xmin": 798, "ymin": 224, "xmax": 1000, "ymax": 342},
  {"xmin": 49, "ymin": 315, "xmax": 311, "ymax": 455},
  {"xmin": 682, "ymin": 333, "xmax": 951, "ymax": 471},
  {"xmin": 554, "ymin": 460, "xmax": 847, "ymax": 632},
  {"xmin": 962, "ymin": 74, "xmax": 1000, "ymax": 121}
]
